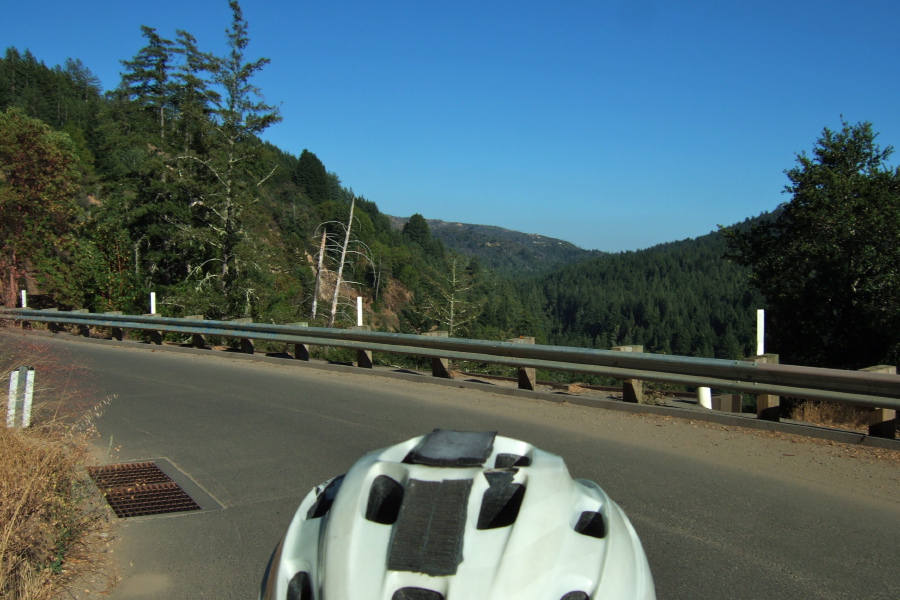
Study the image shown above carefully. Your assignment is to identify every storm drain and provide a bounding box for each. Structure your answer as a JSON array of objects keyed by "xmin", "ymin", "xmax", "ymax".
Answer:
[{"xmin": 88, "ymin": 462, "xmax": 202, "ymax": 518}]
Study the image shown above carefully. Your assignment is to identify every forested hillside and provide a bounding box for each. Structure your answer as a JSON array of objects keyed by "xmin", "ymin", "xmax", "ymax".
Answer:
[
  {"xmin": 390, "ymin": 217, "xmax": 601, "ymax": 276},
  {"xmin": 0, "ymin": 4, "xmax": 534, "ymax": 341},
  {"xmin": 0, "ymin": 2, "xmax": 768, "ymax": 363},
  {"xmin": 527, "ymin": 229, "xmax": 766, "ymax": 359}
]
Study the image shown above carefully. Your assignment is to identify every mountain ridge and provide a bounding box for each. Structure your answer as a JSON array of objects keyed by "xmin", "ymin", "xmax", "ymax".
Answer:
[{"xmin": 388, "ymin": 216, "xmax": 603, "ymax": 276}]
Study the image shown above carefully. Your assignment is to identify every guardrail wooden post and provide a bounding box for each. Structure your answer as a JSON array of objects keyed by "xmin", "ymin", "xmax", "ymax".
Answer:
[
  {"xmin": 860, "ymin": 365, "xmax": 897, "ymax": 439},
  {"xmin": 184, "ymin": 315, "xmax": 205, "ymax": 348},
  {"xmin": 288, "ymin": 322, "xmax": 310, "ymax": 360},
  {"xmin": 747, "ymin": 354, "xmax": 780, "ymax": 420},
  {"xmin": 104, "ymin": 311, "xmax": 124, "ymax": 340},
  {"xmin": 507, "ymin": 337, "xmax": 536, "ymax": 390},
  {"xmin": 142, "ymin": 312, "xmax": 162, "ymax": 344},
  {"xmin": 422, "ymin": 331, "xmax": 451, "ymax": 378},
  {"xmin": 349, "ymin": 326, "xmax": 373, "ymax": 368},
  {"xmin": 612, "ymin": 345, "xmax": 644, "ymax": 403},
  {"xmin": 41, "ymin": 308, "xmax": 60, "ymax": 333},
  {"xmin": 712, "ymin": 394, "xmax": 741, "ymax": 412},
  {"xmin": 231, "ymin": 318, "xmax": 254, "ymax": 353},
  {"xmin": 70, "ymin": 309, "xmax": 91, "ymax": 337}
]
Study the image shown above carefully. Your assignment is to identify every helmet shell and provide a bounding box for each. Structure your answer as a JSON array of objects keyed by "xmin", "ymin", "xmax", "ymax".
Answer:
[{"xmin": 261, "ymin": 430, "xmax": 655, "ymax": 600}]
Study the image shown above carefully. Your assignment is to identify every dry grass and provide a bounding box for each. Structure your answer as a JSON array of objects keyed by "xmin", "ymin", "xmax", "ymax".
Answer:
[
  {"xmin": 790, "ymin": 400, "xmax": 870, "ymax": 432},
  {"xmin": 0, "ymin": 328, "xmax": 112, "ymax": 600}
]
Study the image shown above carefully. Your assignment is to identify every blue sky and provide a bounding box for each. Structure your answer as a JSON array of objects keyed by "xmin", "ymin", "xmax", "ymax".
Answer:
[{"xmin": 3, "ymin": 1, "xmax": 898, "ymax": 251}]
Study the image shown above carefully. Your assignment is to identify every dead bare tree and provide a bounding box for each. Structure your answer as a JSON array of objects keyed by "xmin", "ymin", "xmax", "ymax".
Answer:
[
  {"xmin": 421, "ymin": 254, "xmax": 483, "ymax": 337},
  {"xmin": 310, "ymin": 198, "xmax": 372, "ymax": 327}
]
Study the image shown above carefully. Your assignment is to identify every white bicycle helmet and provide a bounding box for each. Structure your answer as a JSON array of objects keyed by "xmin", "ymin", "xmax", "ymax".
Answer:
[{"xmin": 260, "ymin": 429, "xmax": 656, "ymax": 600}]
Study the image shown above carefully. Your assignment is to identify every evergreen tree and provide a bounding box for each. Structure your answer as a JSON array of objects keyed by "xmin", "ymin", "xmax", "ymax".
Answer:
[
  {"xmin": 724, "ymin": 120, "xmax": 900, "ymax": 368},
  {"xmin": 0, "ymin": 108, "xmax": 80, "ymax": 307},
  {"xmin": 403, "ymin": 213, "xmax": 431, "ymax": 248},
  {"xmin": 294, "ymin": 149, "xmax": 329, "ymax": 203}
]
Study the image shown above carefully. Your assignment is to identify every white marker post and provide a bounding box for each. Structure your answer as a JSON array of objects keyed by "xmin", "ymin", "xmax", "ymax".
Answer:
[
  {"xmin": 150, "ymin": 292, "xmax": 157, "ymax": 315},
  {"xmin": 6, "ymin": 367, "xmax": 35, "ymax": 428},
  {"xmin": 20, "ymin": 290, "xmax": 27, "ymax": 308},
  {"xmin": 6, "ymin": 370, "xmax": 18, "ymax": 427},
  {"xmin": 21, "ymin": 368, "xmax": 35, "ymax": 428},
  {"xmin": 698, "ymin": 387, "xmax": 712, "ymax": 409},
  {"xmin": 756, "ymin": 309, "xmax": 765, "ymax": 356},
  {"xmin": 357, "ymin": 296, "xmax": 363, "ymax": 327}
]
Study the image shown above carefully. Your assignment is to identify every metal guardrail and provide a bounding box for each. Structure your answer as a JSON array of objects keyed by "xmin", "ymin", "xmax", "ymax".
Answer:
[{"xmin": 2, "ymin": 308, "xmax": 899, "ymax": 427}]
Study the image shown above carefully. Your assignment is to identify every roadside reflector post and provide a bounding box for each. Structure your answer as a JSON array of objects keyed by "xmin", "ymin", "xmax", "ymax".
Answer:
[
  {"xmin": 698, "ymin": 387, "xmax": 712, "ymax": 409},
  {"xmin": 6, "ymin": 366, "xmax": 35, "ymax": 429},
  {"xmin": 288, "ymin": 322, "xmax": 310, "ymax": 360},
  {"xmin": 231, "ymin": 318, "xmax": 254, "ymax": 354},
  {"xmin": 349, "ymin": 326, "xmax": 373, "ymax": 368},
  {"xmin": 859, "ymin": 365, "xmax": 897, "ymax": 439},
  {"xmin": 356, "ymin": 296, "xmax": 363, "ymax": 327},
  {"xmin": 746, "ymin": 353, "xmax": 780, "ymax": 421},
  {"xmin": 19, "ymin": 290, "xmax": 30, "ymax": 329},
  {"xmin": 612, "ymin": 345, "xmax": 644, "ymax": 403},
  {"xmin": 507, "ymin": 337, "xmax": 536, "ymax": 391},
  {"xmin": 184, "ymin": 315, "xmax": 205, "ymax": 348},
  {"xmin": 756, "ymin": 309, "xmax": 765, "ymax": 356},
  {"xmin": 422, "ymin": 331, "xmax": 451, "ymax": 379},
  {"xmin": 150, "ymin": 292, "xmax": 157, "ymax": 316}
]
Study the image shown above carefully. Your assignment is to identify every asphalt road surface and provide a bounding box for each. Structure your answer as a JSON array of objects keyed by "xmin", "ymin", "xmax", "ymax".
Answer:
[{"xmin": 10, "ymin": 332, "xmax": 899, "ymax": 599}]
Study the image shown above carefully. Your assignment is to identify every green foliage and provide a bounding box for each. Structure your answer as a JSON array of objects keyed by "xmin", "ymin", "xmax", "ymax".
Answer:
[
  {"xmin": 294, "ymin": 149, "xmax": 329, "ymax": 203},
  {"xmin": 0, "ymin": 108, "xmax": 81, "ymax": 307},
  {"xmin": 402, "ymin": 213, "xmax": 431, "ymax": 247},
  {"xmin": 0, "ymin": 7, "xmax": 798, "ymax": 369},
  {"xmin": 724, "ymin": 120, "xmax": 900, "ymax": 368},
  {"xmin": 528, "ymin": 231, "xmax": 764, "ymax": 358}
]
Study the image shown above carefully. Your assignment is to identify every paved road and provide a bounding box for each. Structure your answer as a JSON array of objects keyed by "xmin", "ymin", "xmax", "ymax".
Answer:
[{"xmin": 13, "ymin": 332, "xmax": 900, "ymax": 599}]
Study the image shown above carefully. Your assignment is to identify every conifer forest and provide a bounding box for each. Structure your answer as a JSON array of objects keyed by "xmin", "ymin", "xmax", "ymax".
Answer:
[{"xmin": 3, "ymin": 1, "xmax": 898, "ymax": 370}]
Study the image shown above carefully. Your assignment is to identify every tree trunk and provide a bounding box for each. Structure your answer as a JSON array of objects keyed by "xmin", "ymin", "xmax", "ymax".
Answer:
[
  {"xmin": 328, "ymin": 198, "xmax": 355, "ymax": 327},
  {"xmin": 311, "ymin": 230, "xmax": 326, "ymax": 319}
]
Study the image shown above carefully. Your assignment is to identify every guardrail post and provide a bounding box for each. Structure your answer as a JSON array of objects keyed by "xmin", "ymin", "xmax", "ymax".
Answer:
[
  {"xmin": 507, "ymin": 337, "xmax": 536, "ymax": 390},
  {"xmin": 288, "ymin": 322, "xmax": 310, "ymax": 360},
  {"xmin": 349, "ymin": 326, "xmax": 373, "ymax": 368},
  {"xmin": 142, "ymin": 311, "xmax": 162, "ymax": 344},
  {"xmin": 422, "ymin": 331, "xmax": 451, "ymax": 378},
  {"xmin": 860, "ymin": 365, "xmax": 897, "ymax": 439},
  {"xmin": 184, "ymin": 315, "xmax": 206, "ymax": 348},
  {"xmin": 70, "ymin": 309, "xmax": 91, "ymax": 337},
  {"xmin": 231, "ymin": 318, "xmax": 254, "ymax": 353},
  {"xmin": 747, "ymin": 354, "xmax": 780, "ymax": 420},
  {"xmin": 103, "ymin": 311, "xmax": 124, "ymax": 340},
  {"xmin": 41, "ymin": 308, "xmax": 60, "ymax": 333},
  {"xmin": 612, "ymin": 345, "xmax": 644, "ymax": 403},
  {"xmin": 712, "ymin": 394, "xmax": 742, "ymax": 412}
]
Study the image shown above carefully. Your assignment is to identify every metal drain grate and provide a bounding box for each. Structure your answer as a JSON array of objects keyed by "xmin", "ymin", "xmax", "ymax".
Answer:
[{"xmin": 88, "ymin": 462, "xmax": 202, "ymax": 518}]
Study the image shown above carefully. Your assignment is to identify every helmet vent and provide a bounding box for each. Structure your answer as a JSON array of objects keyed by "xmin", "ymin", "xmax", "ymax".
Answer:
[
  {"xmin": 560, "ymin": 593, "xmax": 589, "ymax": 600},
  {"xmin": 494, "ymin": 453, "xmax": 531, "ymax": 468},
  {"xmin": 287, "ymin": 571, "xmax": 312, "ymax": 600},
  {"xmin": 392, "ymin": 588, "xmax": 445, "ymax": 600},
  {"xmin": 306, "ymin": 475, "xmax": 345, "ymax": 519},
  {"xmin": 366, "ymin": 475, "xmax": 404, "ymax": 525},
  {"xmin": 477, "ymin": 471, "xmax": 525, "ymax": 530},
  {"xmin": 574, "ymin": 510, "xmax": 606, "ymax": 539}
]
